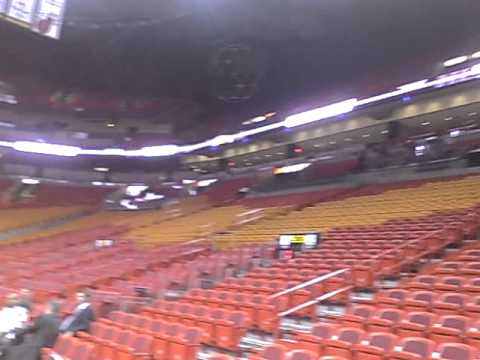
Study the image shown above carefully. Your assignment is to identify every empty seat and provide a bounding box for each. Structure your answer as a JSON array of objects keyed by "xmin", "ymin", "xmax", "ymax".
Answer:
[
  {"xmin": 287, "ymin": 350, "xmax": 318, "ymax": 360},
  {"xmin": 434, "ymin": 343, "xmax": 478, "ymax": 360},
  {"xmin": 324, "ymin": 327, "xmax": 364, "ymax": 359},
  {"xmin": 353, "ymin": 332, "xmax": 397, "ymax": 360},
  {"xmin": 376, "ymin": 289, "xmax": 408, "ymax": 309},
  {"xmin": 250, "ymin": 344, "xmax": 288, "ymax": 360},
  {"xmin": 397, "ymin": 312, "xmax": 436, "ymax": 338},
  {"xmin": 433, "ymin": 293, "xmax": 467, "ymax": 316},
  {"xmin": 404, "ymin": 291, "xmax": 436, "ymax": 312},
  {"xmin": 430, "ymin": 315, "xmax": 469, "ymax": 344},
  {"xmin": 434, "ymin": 277, "xmax": 464, "ymax": 293},
  {"xmin": 366, "ymin": 308, "xmax": 404, "ymax": 332},
  {"xmin": 389, "ymin": 337, "xmax": 435, "ymax": 360},
  {"xmin": 341, "ymin": 305, "xmax": 374, "ymax": 329},
  {"xmin": 295, "ymin": 322, "xmax": 337, "ymax": 356}
]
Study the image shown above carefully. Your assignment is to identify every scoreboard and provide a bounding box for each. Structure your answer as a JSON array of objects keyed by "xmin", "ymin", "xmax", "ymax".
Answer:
[
  {"xmin": 0, "ymin": 0, "xmax": 66, "ymax": 39},
  {"xmin": 278, "ymin": 233, "xmax": 320, "ymax": 250}
]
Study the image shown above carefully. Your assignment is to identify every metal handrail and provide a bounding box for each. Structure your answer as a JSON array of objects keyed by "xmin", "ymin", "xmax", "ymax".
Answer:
[
  {"xmin": 268, "ymin": 268, "xmax": 349, "ymax": 299},
  {"xmin": 278, "ymin": 285, "xmax": 353, "ymax": 317}
]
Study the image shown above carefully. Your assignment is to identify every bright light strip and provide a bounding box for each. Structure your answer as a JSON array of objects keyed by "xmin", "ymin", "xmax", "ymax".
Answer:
[
  {"xmin": 182, "ymin": 179, "xmax": 196, "ymax": 184},
  {"xmin": 0, "ymin": 64, "xmax": 478, "ymax": 158},
  {"xmin": 397, "ymin": 79, "xmax": 429, "ymax": 92},
  {"xmin": 126, "ymin": 185, "xmax": 148, "ymax": 196},
  {"xmin": 94, "ymin": 167, "xmax": 109, "ymax": 172},
  {"xmin": 472, "ymin": 51, "xmax": 480, "ymax": 59},
  {"xmin": 444, "ymin": 56, "xmax": 469, "ymax": 67},
  {"xmin": 13, "ymin": 141, "xmax": 81, "ymax": 157},
  {"xmin": 143, "ymin": 192, "xmax": 164, "ymax": 201},
  {"xmin": 273, "ymin": 163, "xmax": 311, "ymax": 174},
  {"xmin": 21, "ymin": 178, "xmax": 40, "ymax": 185},
  {"xmin": 284, "ymin": 99, "xmax": 358, "ymax": 128},
  {"xmin": 197, "ymin": 178, "xmax": 218, "ymax": 187}
]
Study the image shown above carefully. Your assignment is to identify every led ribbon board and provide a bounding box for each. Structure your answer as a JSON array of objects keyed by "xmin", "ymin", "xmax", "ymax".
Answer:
[{"xmin": 0, "ymin": 64, "xmax": 478, "ymax": 157}]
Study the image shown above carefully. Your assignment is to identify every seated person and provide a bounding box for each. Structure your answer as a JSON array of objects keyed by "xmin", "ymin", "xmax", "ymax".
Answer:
[
  {"xmin": 59, "ymin": 291, "xmax": 95, "ymax": 336},
  {"xmin": 0, "ymin": 293, "xmax": 29, "ymax": 335},
  {"xmin": 5, "ymin": 301, "xmax": 61, "ymax": 360}
]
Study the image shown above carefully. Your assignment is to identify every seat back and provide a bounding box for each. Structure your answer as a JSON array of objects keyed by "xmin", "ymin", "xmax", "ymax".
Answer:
[
  {"xmin": 261, "ymin": 344, "xmax": 288, "ymax": 360},
  {"xmin": 437, "ymin": 343, "xmax": 477, "ymax": 360},
  {"xmin": 287, "ymin": 349, "xmax": 317, "ymax": 360},
  {"xmin": 368, "ymin": 333, "xmax": 397, "ymax": 351},
  {"xmin": 400, "ymin": 337, "xmax": 435, "ymax": 358}
]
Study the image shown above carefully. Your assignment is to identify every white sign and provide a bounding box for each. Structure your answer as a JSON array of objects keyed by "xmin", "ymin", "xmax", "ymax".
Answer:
[
  {"xmin": 7, "ymin": 0, "xmax": 37, "ymax": 24},
  {"xmin": 33, "ymin": 0, "xmax": 66, "ymax": 39}
]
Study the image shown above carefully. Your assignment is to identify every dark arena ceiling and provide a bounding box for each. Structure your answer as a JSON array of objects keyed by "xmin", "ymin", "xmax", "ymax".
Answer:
[{"xmin": 1, "ymin": 0, "xmax": 480, "ymax": 126}]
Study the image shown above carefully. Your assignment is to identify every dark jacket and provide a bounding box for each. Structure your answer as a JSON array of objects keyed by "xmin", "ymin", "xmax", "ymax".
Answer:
[
  {"xmin": 60, "ymin": 304, "xmax": 95, "ymax": 334},
  {"xmin": 29, "ymin": 314, "xmax": 61, "ymax": 348}
]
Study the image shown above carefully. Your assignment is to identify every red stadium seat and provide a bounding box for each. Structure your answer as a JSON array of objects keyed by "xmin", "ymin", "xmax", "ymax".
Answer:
[
  {"xmin": 353, "ymin": 332, "xmax": 397, "ymax": 360},
  {"xmin": 389, "ymin": 337, "xmax": 435, "ymax": 360},
  {"xmin": 397, "ymin": 312, "xmax": 436, "ymax": 338},
  {"xmin": 430, "ymin": 315, "xmax": 469, "ymax": 344},
  {"xmin": 434, "ymin": 343, "xmax": 478, "ymax": 360},
  {"xmin": 324, "ymin": 327, "xmax": 364, "ymax": 359}
]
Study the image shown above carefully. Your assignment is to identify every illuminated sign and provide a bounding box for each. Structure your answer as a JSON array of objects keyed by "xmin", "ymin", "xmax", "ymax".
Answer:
[{"xmin": 1, "ymin": 0, "xmax": 66, "ymax": 39}]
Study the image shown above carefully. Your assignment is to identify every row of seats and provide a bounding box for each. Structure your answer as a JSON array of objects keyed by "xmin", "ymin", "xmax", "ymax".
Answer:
[
  {"xmin": 213, "ymin": 176, "xmax": 480, "ymax": 246},
  {"xmin": 335, "ymin": 305, "xmax": 480, "ymax": 345},
  {"xmin": 141, "ymin": 300, "xmax": 247, "ymax": 351},
  {"xmin": 255, "ymin": 327, "xmax": 478, "ymax": 359}
]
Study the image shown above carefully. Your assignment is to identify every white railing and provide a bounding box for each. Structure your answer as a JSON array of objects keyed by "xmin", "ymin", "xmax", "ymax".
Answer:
[
  {"xmin": 268, "ymin": 268, "xmax": 349, "ymax": 300},
  {"xmin": 278, "ymin": 285, "xmax": 353, "ymax": 317}
]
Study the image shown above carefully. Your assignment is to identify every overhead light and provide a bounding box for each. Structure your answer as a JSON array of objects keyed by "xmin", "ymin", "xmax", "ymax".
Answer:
[
  {"xmin": 264, "ymin": 112, "xmax": 277, "ymax": 118},
  {"xmin": 94, "ymin": 167, "xmax": 109, "ymax": 172},
  {"xmin": 126, "ymin": 185, "xmax": 148, "ymax": 196},
  {"xmin": 264, "ymin": 154, "xmax": 272, "ymax": 157},
  {"xmin": 143, "ymin": 193, "xmax": 164, "ymax": 201},
  {"xmin": 91, "ymin": 181, "xmax": 103, "ymax": 186},
  {"xmin": 242, "ymin": 116, "xmax": 267, "ymax": 125},
  {"xmin": 197, "ymin": 179, "xmax": 218, "ymax": 187},
  {"xmin": 313, "ymin": 144, "xmax": 321, "ymax": 148},
  {"xmin": 381, "ymin": 130, "xmax": 389, "ymax": 134},
  {"xmin": 421, "ymin": 122, "xmax": 431, "ymax": 126},
  {"xmin": 443, "ymin": 56, "xmax": 468, "ymax": 68},
  {"xmin": 450, "ymin": 130, "xmax": 461, "ymax": 137},
  {"xmin": 273, "ymin": 163, "xmax": 311, "ymax": 175},
  {"xmin": 74, "ymin": 107, "xmax": 85, "ymax": 112},
  {"xmin": 251, "ymin": 116, "xmax": 267, "ymax": 123},
  {"xmin": 444, "ymin": 116, "xmax": 453, "ymax": 121},
  {"xmin": 397, "ymin": 80, "xmax": 429, "ymax": 92},
  {"xmin": 362, "ymin": 134, "xmax": 370, "ymax": 138},
  {"xmin": 329, "ymin": 141, "xmax": 336, "ymax": 145},
  {"xmin": 12, "ymin": 141, "xmax": 81, "ymax": 157},
  {"xmin": 468, "ymin": 112, "xmax": 478, "ymax": 117},
  {"xmin": 284, "ymin": 98, "xmax": 358, "ymax": 128},
  {"xmin": 182, "ymin": 179, "xmax": 196, "ymax": 184},
  {"xmin": 107, "ymin": 123, "xmax": 116, "ymax": 128},
  {"xmin": 344, "ymin": 138, "xmax": 352, "ymax": 142},
  {"xmin": 21, "ymin": 178, "xmax": 39, "ymax": 185},
  {"xmin": 276, "ymin": 152, "xmax": 284, "ymax": 155},
  {"xmin": 172, "ymin": 185, "xmax": 183, "ymax": 189},
  {"xmin": 472, "ymin": 51, "xmax": 480, "ymax": 59}
]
